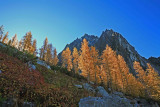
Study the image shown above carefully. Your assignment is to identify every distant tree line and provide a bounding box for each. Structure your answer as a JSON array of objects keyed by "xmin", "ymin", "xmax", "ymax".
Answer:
[{"xmin": 0, "ymin": 25, "xmax": 58, "ymax": 66}]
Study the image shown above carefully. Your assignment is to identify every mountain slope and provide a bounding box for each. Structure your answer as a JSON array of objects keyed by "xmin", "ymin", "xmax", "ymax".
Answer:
[{"xmin": 59, "ymin": 29, "xmax": 160, "ymax": 74}]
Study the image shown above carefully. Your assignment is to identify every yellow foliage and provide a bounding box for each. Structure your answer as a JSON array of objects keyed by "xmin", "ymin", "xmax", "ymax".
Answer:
[
  {"xmin": 72, "ymin": 47, "xmax": 79, "ymax": 73},
  {"xmin": 62, "ymin": 47, "xmax": 72, "ymax": 71}
]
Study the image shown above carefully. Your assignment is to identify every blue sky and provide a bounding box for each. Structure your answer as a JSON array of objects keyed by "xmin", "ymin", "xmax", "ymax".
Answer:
[{"xmin": 0, "ymin": 0, "xmax": 160, "ymax": 58}]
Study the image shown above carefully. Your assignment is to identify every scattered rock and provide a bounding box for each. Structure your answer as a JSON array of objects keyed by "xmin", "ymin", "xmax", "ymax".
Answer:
[
  {"xmin": 83, "ymin": 83, "xmax": 95, "ymax": 93},
  {"xmin": 23, "ymin": 102, "xmax": 35, "ymax": 107},
  {"xmin": 89, "ymin": 81, "xmax": 95, "ymax": 85},
  {"xmin": 79, "ymin": 96, "xmax": 132, "ymax": 107},
  {"xmin": 74, "ymin": 84, "xmax": 83, "ymax": 89},
  {"xmin": 29, "ymin": 64, "xmax": 36, "ymax": 70},
  {"xmin": 96, "ymin": 86, "xmax": 110, "ymax": 98},
  {"xmin": 27, "ymin": 61, "xmax": 36, "ymax": 70},
  {"xmin": 80, "ymin": 84, "xmax": 160, "ymax": 107},
  {"xmin": 79, "ymin": 96, "xmax": 106, "ymax": 107},
  {"xmin": 54, "ymin": 70, "xmax": 57, "ymax": 73},
  {"xmin": 108, "ymin": 88, "xmax": 111, "ymax": 92},
  {"xmin": 112, "ymin": 92, "xmax": 124, "ymax": 98},
  {"xmin": 2, "ymin": 98, "xmax": 18, "ymax": 107},
  {"xmin": 37, "ymin": 59, "xmax": 51, "ymax": 69}
]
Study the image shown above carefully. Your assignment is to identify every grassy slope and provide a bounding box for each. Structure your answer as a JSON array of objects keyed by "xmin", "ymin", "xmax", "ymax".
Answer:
[{"xmin": 36, "ymin": 64, "xmax": 95, "ymax": 106}]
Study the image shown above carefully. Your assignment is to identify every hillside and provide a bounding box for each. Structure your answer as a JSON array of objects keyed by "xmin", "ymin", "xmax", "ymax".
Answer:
[{"xmin": 0, "ymin": 43, "xmax": 95, "ymax": 106}]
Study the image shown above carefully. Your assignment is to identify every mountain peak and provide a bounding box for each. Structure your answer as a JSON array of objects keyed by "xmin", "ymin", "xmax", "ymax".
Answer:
[{"xmin": 81, "ymin": 33, "xmax": 99, "ymax": 40}]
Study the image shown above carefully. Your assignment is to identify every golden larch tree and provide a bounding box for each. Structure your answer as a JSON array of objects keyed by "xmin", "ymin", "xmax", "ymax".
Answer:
[
  {"xmin": 100, "ymin": 65, "xmax": 107, "ymax": 85},
  {"xmin": 2, "ymin": 32, "xmax": 9, "ymax": 43},
  {"xmin": 65, "ymin": 47, "xmax": 73, "ymax": 71},
  {"xmin": 133, "ymin": 61, "xmax": 147, "ymax": 97},
  {"xmin": 39, "ymin": 48, "xmax": 44, "ymax": 60},
  {"xmin": 52, "ymin": 48, "xmax": 59, "ymax": 66},
  {"xmin": 90, "ymin": 46, "xmax": 100, "ymax": 83},
  {"xmin": 8, "ymin": 39, "xmax": 12, "ymax": 46},
  {"xmin": 18, "ymin": 39, "xmax": 23, "ymax": 51},
  {"xmin": 46, "ymin": 44, "xmax": 53, "ymax": 64},
  {"xmin": 11, "ymin": 34, "xmax": 18, "ymax": 47},
  {"xmin": 42, "ymin": 37, "xmax": 48, "ymax": 61},
  {"xmin": 23, "ymin": 32, "xmax": 32, "ymax": 52},
  {"xmin": 32, "ymin": 39, "xmax": 37, "ymax": 56},
  {"xmin": 61, "ymin": 47, "xmax": 72, "ymax": 71},
  {"xmin": 146, "ymin": 63, "xmax": 160, "ymax": 101},
  {"xmin": 78, "ymin": 39, "xmax": 93, "ymax": 81},
  {"xmin": 101, "ymin": 45, "xmax": 120, "ymax": 91},
  {"xmin": 117, "ymin": 55, "xmax": 130, "ymax": 93},
  {"xmin": 72, "ymin": 47, "xmax": 79, "ymax": 74},
  {"xmin": 62, "ymin": 50, "xmax": 67, "ymax": 68}
]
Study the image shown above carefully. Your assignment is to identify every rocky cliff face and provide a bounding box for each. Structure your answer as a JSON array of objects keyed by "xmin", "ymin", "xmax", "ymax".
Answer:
[
  {"xmin": 58, "ymin": 29, "xmax": 160, "ymax": 74},
  {"xmin": 94, "ymin": 29, "xmax": 149, "ymax": 74}
]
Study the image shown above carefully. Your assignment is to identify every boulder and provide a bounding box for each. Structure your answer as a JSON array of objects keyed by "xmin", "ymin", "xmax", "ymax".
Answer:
[
  {"xmin": 27, "ymin": 61, "xmax": 36, "ymax": 70},
  {"xmin": 79, "ymin": 96, "xmax": 106, "ymax": 107},
  {"xmin": 29, "ymin": 64, "xmax": 36, "ymax": 70},
  {"xmin": 112, "ymin": 92, "xmax": 124, "ymax": 98},
  {"xmin": 96, "ymin": 86, "xmax": 110, "ymax": 98},
  {"xmin": 83, "ymin": 83, "xmax": 95, "ymax": 93},
  {"xmin": 74, "ymin": 84, "xmax": 83, "ymax": 89},
  {"xmin": 23, "ymin": 102, "xmax": 35, "ymax": 107},
  {"xmin": 37, "ymin": 59, "xmax": 51, "ymax": 69},
  {"xmin": 79, "ymin": 96, "xmax": 132, "ymax": 107},
  {"xmin": 89, "ymin": 81, "xmax": 95, "ymax": 85}
]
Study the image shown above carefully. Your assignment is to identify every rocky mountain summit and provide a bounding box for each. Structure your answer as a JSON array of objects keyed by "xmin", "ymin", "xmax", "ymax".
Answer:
[{"xmin": 59, "ymin": 29, "xmax": 160, "ymax": 74}]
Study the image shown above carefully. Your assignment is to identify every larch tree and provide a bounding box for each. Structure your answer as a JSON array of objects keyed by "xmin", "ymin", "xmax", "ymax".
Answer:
[
  {"xmin": 52, "ymin": 48, "xmax": 59, "ymax": 66},
  {"xmin": 133, "ymin": 61, "xmax": 147, "ymax": 97},
  {"xmin": 46, "ymin": 44, "xmax": 53, "ymax": 64},
  {"xmin": 8, "ymin": 39, "xmax": 12, "ymax": 46},
  {"xmin": 32, "ymin": 39, "xmax": 37, "ymax": 56},
  {"xmin": 100, "ymin": 65, "xmax": 107, "ymax": 85},
  {"xmin": 90, "ymin": 46, "xmax": 100, "ymax": 83},
  {"xmin": 61, "ymin": 50, "xmax": 67, "ymax": 68},
  {"xmin": 2, "ymin": 32, "xmax": 9, "ymax": 43},
  {"xmin": 11, "ymin": 34, "xmax": 18, "ymax": 47},
  {"xmin": 42, "ymin": 37, "xmax": 48, "ymax": 61},
  {"xmin": 39, "ymin": 48, "xmax": 44, "ymax": 60},
  {"xmin": 4, "ymin": 38, "xmax": 9, "ymax": 44},
  {"xmin": 72, "ymin": 47, "xmax": 79, "ymax": 74},
  {"xmin": 117, "ymin": 55, "xmax": 130, "ymax": 93},
  {"xmin": 18, "ymin": 39, "xmax": 23, "ymax": 51},
  {"xmin": 127, "ymin": 73, "xmax": 143, "ymax": 97},
  {"xmin": 146, "ymin": 63, "xmax": 160, "ymax": 101},
  {"xmin": 23, "ymin": 32, "xmax": 32, "ymax": 52},
  {"xmin": 65, "ymin": 47, "xmax": 73, "ymax": 71},
  {"xmin": 78, "ymin": 38, "xmax": 93, "ymax": 81},
  {"xmin": 101, "ymin": 45, "xmax": 120, "ymax": 91}
]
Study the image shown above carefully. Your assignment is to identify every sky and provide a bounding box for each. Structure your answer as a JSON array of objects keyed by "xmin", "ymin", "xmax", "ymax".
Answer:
[{"xmin": 0, "ymin": 0, "xmax": 160, "ymax": 58}]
